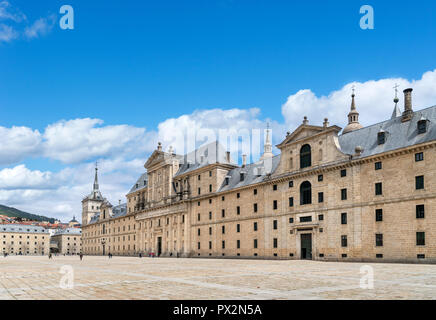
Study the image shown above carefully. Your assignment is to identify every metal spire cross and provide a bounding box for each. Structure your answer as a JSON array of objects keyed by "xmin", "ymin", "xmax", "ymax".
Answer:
[
  {"xmin": 95, "ymin": 161, "xmax": 99, "ymax": 170},
  {"xmin": 393, "ymin": 83, "xmax": 400, "ymax": 98},
  {"xmin": 351, "ymin": 85, "xmax": 356, "ymax": 95}
]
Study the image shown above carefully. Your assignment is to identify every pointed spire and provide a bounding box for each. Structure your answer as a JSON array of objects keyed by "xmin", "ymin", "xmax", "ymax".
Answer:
[
  {"xmin": 93, "ymin": 161, "xmax": 99, "ymax": 191},
  {"xmin": 343, "ymin": 86, "xmax": 363, "ymax": 134},
  {"xmin": 260, "ymin": 122, "xmax": 273, "ymax": 161},
  {"xmin": 391, "ymin": 83, "xmax": 401, "ymax": 119}
]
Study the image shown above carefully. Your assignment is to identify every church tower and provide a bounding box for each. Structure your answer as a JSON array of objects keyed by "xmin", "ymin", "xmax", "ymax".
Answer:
[
  {"xmin": 81, "ymin": 164, "xmax": 104, "ymax": 226},
  {"xmin": 342, "ymin": 88, "xmax": 363, "ymax": 134}
]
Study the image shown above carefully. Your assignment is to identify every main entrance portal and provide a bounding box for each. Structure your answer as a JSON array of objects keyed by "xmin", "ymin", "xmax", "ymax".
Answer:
[{"xmin": 300, "ymin": 234, "xmax": 312, "ymax": 260}]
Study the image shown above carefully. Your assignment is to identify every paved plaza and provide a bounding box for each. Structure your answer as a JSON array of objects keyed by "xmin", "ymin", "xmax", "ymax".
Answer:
[{"xmin": 0, "ymin": 255, "xmax": 435, "ymax": 300}]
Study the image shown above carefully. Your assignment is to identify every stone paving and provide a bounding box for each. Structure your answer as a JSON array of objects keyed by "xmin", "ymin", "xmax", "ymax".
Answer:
[{"xmin": 0, "ymin": 255, "xmax": 435, "ymax": 299}]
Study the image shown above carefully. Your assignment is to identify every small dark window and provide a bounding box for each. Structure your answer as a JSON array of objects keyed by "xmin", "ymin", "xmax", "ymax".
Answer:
[
  {"xmin": 222, "ymin": 241, "xmax": 225, "ymax": 249},
  {"xmin": 253, "ymin": 222, "xmax": 258, "ymax": 231},
  {"xmin": 341, "ymin": 188, "xmax": 347, "ymax": 200},
  {"xmin": 417, "ymin": 232, "xmax": 425, "ymax": 246},
  {"xmin": 319, "ymin": 253, "xmax": 324, "ymax": 257},
  {"xmin": 375, "ymin": 162, "xmax": 382, "ymax": 170},
  {"xmin": 377, "ymin": 132, "xmax": 386, "ymax": 145},
  {"xmin": 300, "ymin": 216, "xmax": 312, "ymax": 223},
  {"xmin": 240, "ymin": 173, "xmax": 245, "ymax": 181},
  {"xmin": 222, "ymin": 196, "xmax": 225, "ymax": 201},
  {"xmin": 342, "ymin": 254, "xmax": 347, "ymax": 258},
  {"xmin": 289, "ymin": 218, "xmax": 294, "ymax": 223},
  {"xmin": 318, "ymin": 175, "xmax": 323, "ymax": 182},
  {"xmin": 289, "ymin": 181, "xmax": 294, "ymax": 188},
  {"xmin": 197, "ymin": 228, "xmax": 201, "ymax": 236},
  {"xmin": 254, "ymin": 239, "xmax": 258, "ymax": 249},
  {"xmin": 197, "ymin": 213, "xmax": 201, "ymax": 221},
  {"xmin": 237, "ymin": 224, "xmax": 240, "ymax": 233},
  {"xmin": 416, "ymin": 176, "xmax": 424, "ymax": 190},
  {"xmin": 375, "ymin": 234, "xmax": 383, "ymax": 247},
  {"xmin": 417, "ymin": 120, "xmax": 427, "ymax": 134},
  {"xmin": 416, "ymin": 205, "xmax": 425, "ymax": 219},
  {"xmin": 340, "ymin": 169, "xmax": 347, "ymax": 177},
  {"xmin": 209, "ymin": 212, "xmax": 212, "ymax": 220},
  {"xmin": 198, "ymin": 175, "xmax": 201, "ymax": 181},
  {"xmin": 209, "ymin": 227, "xmax": 212, "ymax": 235},
  {"xmin": 209, "ymin": 241, "xmax": 212, "ymax": 249},
  {"xmin": 318, "ymin": 192, "xmax": 324, "ymax": 203},
  {"xmin": 341, "ymin": 235, "xmax": 347, "ymax": 247},
  {"xmin": 198, "ymin": 242, "xmax": 201, "ymax": 249},
  {"xmin": 221, "ymin": 209, "xmax": 225, "ymax": 218},
  {"xmin": 417, "ymin": 254, "xmax": 425, "ymax": 259},
  {"xmin": 236, "ymin": 206, "xmax": 240, "ymax": 215},
  {"xmin": 198, "ymin": 187, "xmax": 201, "ymax": 195},
  {"xmin": 237, "ymin": 240, "xmax": 240, "ymax": 249},
  {"xmin": 254, "ymin": 203, "xmax": 258, "ymax": 213},
  {"xmin": 376, "ymin": 209, "xmax": 383, "ymax": 222},
  {"xmin": 415, "ymin": 152, "xmax": 424, "ymax": 162},
  {"xmin": 273, "ymin": 220, "xmax": 278, "ymax": 229},
  {"xmin": 289, "ymin": 197, "xmax": 294, "ymax": 207},
  {"xmin": 273, "ymin": 238, "xmax": 278, "ymax": 248},
  {"xmin": 222, "ymin": 226, "xmax": 225, "ymax": 234},
  {"xmin": 273, "ymin": 184, "xmax": 277, "ymax": 191},
  {"xmin": 209, "ymin": 199, "xmax": 212, "ymax": 204},
  {"xmin": 375, "ymin": 183, "xmax": 383, "ymax": 195},
  {"xmin": 209, "ymin": 184, "xmax": 212, "ymax": 192},
  {"xmin": 300, "ymin": 144, "xmax": 312, "ymax": 169},
  {"xmin": 376, "ymin": 254, "xmax": 383, "ymax": 258},
  {"xmin": 341, "ymin": 212, "xmax": 347, "ymax": 225},
  {"xmin": 225, "ymin": 177, "xmax": 229, "ymax": 185},
  {"xmin": 209, "ymin": 171, "xmax": 212, "ymax": 177},
  {"xmin": 318, "ymin": 214, "xmax": 324, "ymax": 221},
  {"xmin": 237, "ymin": 193, "xmax": 240, "ymax": 198},
  {"xmin": 273, "ymin": 200, "xmax": 278, "ymax": 210},
  {"xmin": 319, "ymin": 228, "xmax": 323, "ymax": 232}
]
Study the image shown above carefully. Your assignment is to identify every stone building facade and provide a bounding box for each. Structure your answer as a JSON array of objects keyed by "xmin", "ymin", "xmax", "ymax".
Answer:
[
  {"xmin": 51, "ymin": 228, "xmax": 82, "ymax": 255},
  {"xmin": 82, "ymin": 88, "xmax": 436, "ymax": 263},
  {"xmin": 0, "ymin": 224, "xmax": 50, "ymax": 255}
]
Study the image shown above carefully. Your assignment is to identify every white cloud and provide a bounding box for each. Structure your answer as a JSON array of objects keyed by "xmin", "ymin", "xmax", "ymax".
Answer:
[
  {"xmin": 0, "ymin": 126, "xmax": 42, "ymax": 164},
  {"xmin": 0, "ymin": 23, "xmax": 17, "ymax": 42},
  {"xmin": 24, "ymin": 14, "xmax": 55, "ymax": 39},
  {"xmin": 281, "ymin": 69, "xmax": 436, "ymax": 131},
  {"xmin": 0, "ymin": 1, "xmax": 26, "ymax": 22}
]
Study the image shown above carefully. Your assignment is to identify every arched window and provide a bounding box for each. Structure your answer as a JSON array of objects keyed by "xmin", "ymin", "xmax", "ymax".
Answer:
[
  {"xmin": 300, "ymin": 181, "xmax": 312, "ymax": 205},
  {"xmin": 300, "ymin": 144, "xmax": 311, "ymax": 169}
]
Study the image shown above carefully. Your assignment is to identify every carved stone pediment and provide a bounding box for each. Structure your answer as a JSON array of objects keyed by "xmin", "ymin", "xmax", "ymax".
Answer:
[
  {"xmin": 136, "ymin": 203, "xmax": 188, "ymax": 220},
  {"xmin": 277, "ymin": 124, "xmax": 341, "ymax": 149}
]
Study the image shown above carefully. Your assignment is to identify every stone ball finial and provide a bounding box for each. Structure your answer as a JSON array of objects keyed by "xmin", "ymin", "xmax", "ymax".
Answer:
[
  {"xmin": 303, "ymin": 116, "xmax": 309, "ymax": 125},
  {"xmin": 355, "ymin": 146, "xmax": 363, "ymax": 155}
]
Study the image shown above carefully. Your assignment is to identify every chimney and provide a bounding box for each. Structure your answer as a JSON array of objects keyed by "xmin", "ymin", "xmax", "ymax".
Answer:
[
  {"xmin": 226, "ymin": 151, "xmax": 231, "ymax": 163},
  {"xmin": 402, "ymin": 88, "xmax": 413, "ymax": 122},
  {"xmin": 242, "ymin": 154, "xmax": 247, "ymax": 167},
  {"xmin": 323, "ymin": 118, "xmax": 329, "ymax": 129}
]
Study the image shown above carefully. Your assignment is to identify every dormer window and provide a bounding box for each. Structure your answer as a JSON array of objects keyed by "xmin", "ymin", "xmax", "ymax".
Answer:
[
  {"xmin": 240, "ymin": 172, "xmax": 245, "ymax": 181},
  {"xmin": 418, "ymin": 119, "xmax": 427, "ymax": 134},
  {"xmin": 225, "ymin": 177, "xmax": 230, "ymax": 185},
  {"xmin": 377, "ymin": 131, "xmax": 386, "ymax": 145}
]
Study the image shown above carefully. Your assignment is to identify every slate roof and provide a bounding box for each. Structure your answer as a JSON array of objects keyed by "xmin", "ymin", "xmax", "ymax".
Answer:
[
  {"xmin": 0, "ymin": 224, "xmax": 49, "ymax": 234},
  {"xmin": 175, "ymin": 141, "xmax": 235, "ymax": 177},
  {"xmin": 338, "ymin": 105, "xmax": 436, "ymax": 158},
  {"xmin": 218, "ymin": 155, "xmax": 281, "ymax": 192},
  {"xmin": 88, "ymin": 203, "xmax": 128, "ymax": 225},
  {"xmin": 54, "ymin": 227, "xmax": 82, "ymax": 236},
  {"xmin": 128, "ymin": 172, "xmax": 148, "ymax": 194}
]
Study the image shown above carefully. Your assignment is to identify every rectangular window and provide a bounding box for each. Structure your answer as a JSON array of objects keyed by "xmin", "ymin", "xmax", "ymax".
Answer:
[
  {"xmin": 375, "ymin": 209, "xmax": 383, "ymax": 222},
  {"xmin": 198, "ymin": 175, "xmax": 201, "ymax": 181},
  {"xmin": 237, "ymin": 224, "xmax": 240, "ymax": 233},
  {"xmin": 222, "ymin": 241, "xmax": 225, "ymax": 249},
  {"xmin": 222, "ymin": 196, "xmax": 225, "ymax": 201},
  {"xmin": 375, "ymin": 183, "xmax": 383, "ymax": 195},
  {"xmin": 236, "ymin": 206, "xmax": 240, "ymax": 215},
  {"xmin": 221, "ymin": 209, "xmax": 225, "ymax": 218},
  {"xmin": 416, "ymin": 176, "xmax": 424, "ymax": 190},
  {"xmin": 273, "ymin": 184, "xmax": 277, "ymax": 191},
  {"xmin": 209, "ymin": 241, "xmax": 212, "ymax": 249},
  {"xmin": 341, "ymin": 189, "xmax": 347, "ymax": 200},
  {"xmin": 300, "ymin": 216, "xmax": 312, "ymax": 222},
  {"xmin": 289, "ymin": 181, "xmax": 294, "ymax": 188},
  {"xmin": 222, "ymin": 226, "xmax": 225, "ymax": 234},
  {"xmin": 209, "ymin": 227, "xmax": 212, "ymax": 235},
  {"xmin": 318, "ymin": 174, "xmax": 323, "ymax": 182},
  {"xmin": 197, "ymin": 213, "xmax": 200, "ymax": 221},
  {"xmin": 197, "ymin": 228, "xmax": 200, "ymax": 236},
  {"xmin": 197, "ymin": 242, "xmax": 200, "ymax": 249},
  {"xmin": 254, "ymin": 189, "xmax": 257, "ymax": 195},
  {"xmin": 417, "ymin": 232, "xmax": 425, "ymax": 246},
  {"xmin": 209, "ymin": 171, "xmax": 212, "ymax": 177},
  {"xmin": 253, "ymin": 222, "xmax": 258, "ymax": 231},
  {"xmin": 341, "ymin": 235, "xmax": 347, "ymax": 247},
  {"xmin": 273, "ymin": 238, "xmax": 278, "ymax": 248},
  {"xmin": 289, "ymin": 197, "xmax": 294, "ymax": 207},
  {"xmin": 254, "ymin": 239, "xmax": 258, "ymax": 249},
  {"xmin": 237, "ymin": 193, "xmax": 240, "ymax": 198},
  {"xmin": 237, "ymin": 240, "xmax": 240, "ymax": 249},
  {"xmin": 209, "ymin": 184, "xmax": 212, "ymax": 192},
  {"xmin": 318, "ymin": 192, "xmax": 324, "ymax": 203},
  {"xmin": 415, "ymin": 152, "xmax": 424, "ymax": 162},
  {"xmin": 375, "ymin": 234, "xmax": 383, "ymax": 247},
  {"xmin": 340, "ymin": 169, "xmax": 347, "ymax": 177},
  {"xmin": 254, "ymin": 203, "xmax": 258, "ymax": 213},
  {"xmin": 318, "ymin": 214, "xmax": 324, "ymax": 221},
  {"xmin": 209, "ymin": 212, "xmax": 212, "ymax": 220},
  {"xmin": 289, "ymin": 218, "xmax": 294, "ymax": 223},
  {"xmin": 273, "ymin": 220, "xmax": 278, "ymax": 230},
  {"xmin": 273, "ymin": 200, "xmax": 278, "ymax": 210},
  {"xmin": 341, "ymin": 212, "xmax": 347, "ymax": 225},
  {"xmin": 416, "ymin": 205, "xmax": 425, "ymax": 219},
  {"xmin": 375, "ymin": 162, "xmax": 382, "ymax": 170}
]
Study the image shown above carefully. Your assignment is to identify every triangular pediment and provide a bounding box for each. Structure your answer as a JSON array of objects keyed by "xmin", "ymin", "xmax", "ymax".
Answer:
[
  {"xmin": 144, "ymin": 150, "xmax": 165, "ymax": 169},
  {"xmin": 276, "ymin": 125, "xmax": 325, "ymax": 148}
]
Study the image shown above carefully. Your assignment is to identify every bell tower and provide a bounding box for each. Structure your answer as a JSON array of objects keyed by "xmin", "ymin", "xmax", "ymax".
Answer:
[{"xmin": 81, "ymin": 163, "xmax": 104, "ymax": 226}]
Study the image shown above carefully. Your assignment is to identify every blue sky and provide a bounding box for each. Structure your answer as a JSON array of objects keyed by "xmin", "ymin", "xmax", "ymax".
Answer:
[{"xmin": 1, "ymin": 0, "xmax": 436, "ymax": 221}]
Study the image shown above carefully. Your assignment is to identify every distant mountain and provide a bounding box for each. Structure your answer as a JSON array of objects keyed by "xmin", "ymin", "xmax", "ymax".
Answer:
[{"xmin": 0, "ymin": 205, "xmax": 56, "ymax": 223}]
